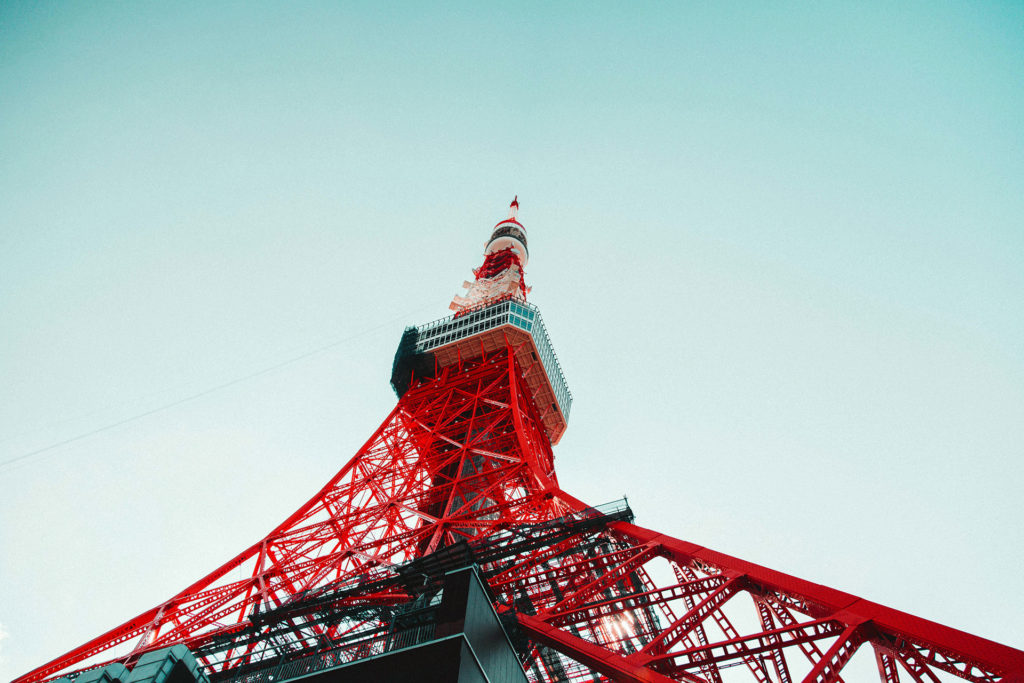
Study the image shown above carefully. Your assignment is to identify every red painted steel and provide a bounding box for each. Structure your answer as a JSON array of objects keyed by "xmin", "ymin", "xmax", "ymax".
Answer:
[{"xmin": 15, "ymin": 208, "xmax": 1024, "ymax": 683}]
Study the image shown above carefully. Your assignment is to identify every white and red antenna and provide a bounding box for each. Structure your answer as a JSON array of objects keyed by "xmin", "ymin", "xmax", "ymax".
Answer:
[{"xmin": 450, "ymin": 198, "xmax": 531, "ymax": 313}]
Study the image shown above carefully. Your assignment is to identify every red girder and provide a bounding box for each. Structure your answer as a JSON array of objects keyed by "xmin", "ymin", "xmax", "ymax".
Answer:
[
  {"xmin": 639, "ymin": 577, "xmax": 743, "ymax": 657},
  {"xmin": 610, "ymin": 520, "xmax": 1024, "ymax": 680},
  {"xmin": 874, "ymin": 646, "xmax": 902, "ymax": 683},
  {"xmin": 645, "ymin": 618, "xmax": 846, "ymax": 673},
  {"xmin": 762, "ymin": 597, "xmax": 846, "ymax": 680},
  {"xmin": 517, "ymin": 613, "xmax": 682, "ymax": 683},
  {"xmin": 801, "ymin": 623, "xmax": 867, "ymax": 683},
  {"xmin": 546, "ymin": 576, "xmax": 729, "ymax": 628},
  {"xmin": 756, "ymin": 598, "xmax": 793, "ymax": 683}
]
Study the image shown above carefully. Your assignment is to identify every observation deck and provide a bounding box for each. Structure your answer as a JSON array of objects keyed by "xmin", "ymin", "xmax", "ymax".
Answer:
[{"xmin": 392, "ymin": 298, "xmax": 571, "ymax": 444}]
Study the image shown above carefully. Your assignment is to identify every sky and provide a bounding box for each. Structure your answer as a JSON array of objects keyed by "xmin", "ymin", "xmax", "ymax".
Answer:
[{"xmin": 1, "ymin": 2, "xmax": 1023, "ymax": 680}]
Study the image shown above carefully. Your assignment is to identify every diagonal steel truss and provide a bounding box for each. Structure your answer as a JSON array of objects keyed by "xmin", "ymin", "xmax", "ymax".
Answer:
[{"xmin": 16, "ymin": 341, "xmax": 1024, "ymax": 683}]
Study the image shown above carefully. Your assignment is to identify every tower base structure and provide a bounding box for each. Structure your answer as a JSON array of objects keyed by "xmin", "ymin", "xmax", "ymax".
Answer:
[{"xmin": 209, "ymin": 566, "xmax": 526, "ymax": 683}]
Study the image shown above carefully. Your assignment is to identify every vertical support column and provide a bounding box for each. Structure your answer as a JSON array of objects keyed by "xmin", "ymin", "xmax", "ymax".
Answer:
[
  {"xmin": 672, "ymin": 563, "xmax": 723, "ymax": 683},
  {"xmin": 756, "ymin": 598, "xmax": 792, "ymax": 683},
  {"xmin": 873, "ymin": 646, "xmax": 901, "ymax": 683},
  {"xmin": 801, "ymin": 624, "xmax": 865, "ymax": 683}
]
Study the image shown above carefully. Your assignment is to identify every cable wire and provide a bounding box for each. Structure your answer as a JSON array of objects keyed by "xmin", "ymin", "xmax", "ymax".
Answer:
[{"xmin": 0, "ymin": 302, "xmax": 440, "ymax": 471}]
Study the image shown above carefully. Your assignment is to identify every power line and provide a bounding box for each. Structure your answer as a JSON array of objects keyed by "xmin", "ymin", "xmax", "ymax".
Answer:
[{"xmin": 0, "ymin": 303, "xmax": 438, "ymax": 471}]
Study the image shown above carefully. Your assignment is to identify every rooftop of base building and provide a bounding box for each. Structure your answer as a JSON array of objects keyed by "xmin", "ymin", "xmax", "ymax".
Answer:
[{"xmin": 391, "ymin": 297, "xmax": 571, "ymax": 445}]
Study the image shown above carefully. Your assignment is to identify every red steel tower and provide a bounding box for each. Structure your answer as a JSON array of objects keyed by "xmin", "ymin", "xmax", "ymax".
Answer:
[{"xmin": 18, "ymin": 200, "xmax": 1024, "ymax": 683}]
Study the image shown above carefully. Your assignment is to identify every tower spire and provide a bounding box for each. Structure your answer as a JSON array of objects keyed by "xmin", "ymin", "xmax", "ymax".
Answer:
[{"xmin": 508, "ymin": 195, "xmax": 519, "ymax": 220}]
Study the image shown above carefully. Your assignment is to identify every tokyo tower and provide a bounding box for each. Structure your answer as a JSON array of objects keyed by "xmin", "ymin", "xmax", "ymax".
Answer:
[{"xmin": 17, "ymin": 199, "xmax": 1024, "ymax": 683}]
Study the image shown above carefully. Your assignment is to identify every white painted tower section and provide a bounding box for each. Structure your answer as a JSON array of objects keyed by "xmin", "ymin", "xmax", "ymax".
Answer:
[
  {"xmin": 485, "ymin": 196, "xmax": 529, "ymax": 267},
  {"xmin": 450, "ymin": 198, "xmax": 530, "ymax": 314}
]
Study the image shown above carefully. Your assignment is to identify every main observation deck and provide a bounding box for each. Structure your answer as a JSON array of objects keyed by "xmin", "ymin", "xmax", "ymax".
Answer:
[{"xmin": 392, "ymin": 298, "xmax": 572, "ymax": 444}]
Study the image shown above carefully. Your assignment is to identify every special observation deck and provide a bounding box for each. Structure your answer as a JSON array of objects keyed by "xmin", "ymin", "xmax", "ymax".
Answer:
[{"xmin": 391, "ymin": 298, "xmax": 571, "ymax": 444}]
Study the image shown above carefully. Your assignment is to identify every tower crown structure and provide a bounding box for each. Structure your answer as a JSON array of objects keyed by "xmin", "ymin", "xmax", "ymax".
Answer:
[
  {"xmin": 17, "ymin": 199, "xmax": 1024, "ymax": 683},
  {"xmin": 394, "ymin": 199, "xmax": 569, "ymax": 443},
  {"xmin": 450, "ymin": 197, "xmax": 530, "ymax": 315}
]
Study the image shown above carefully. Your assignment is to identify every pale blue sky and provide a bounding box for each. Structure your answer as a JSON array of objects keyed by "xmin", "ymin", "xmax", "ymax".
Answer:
[{"xmin": 1, "ymin": 2, "xmax": 1022, "ymax": 679}]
